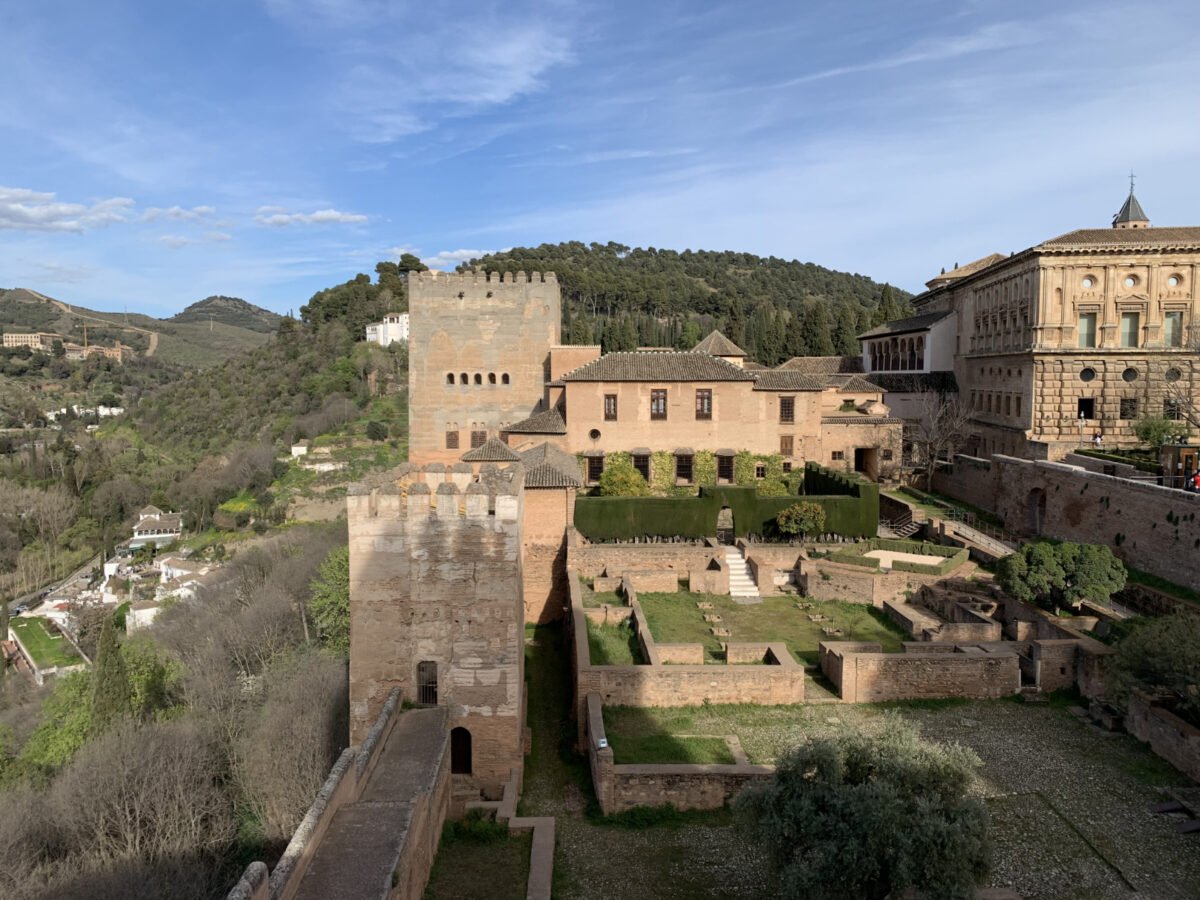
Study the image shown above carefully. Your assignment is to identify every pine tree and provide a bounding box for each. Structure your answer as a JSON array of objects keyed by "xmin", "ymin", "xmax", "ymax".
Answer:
[
  {"xmin": 803, "ymin": 304, "xmax": 835, "ymax": 356},
  {"xmin": 872, "ymin": 284, "xmax": 901, "ymax": 327},
  {"xmin": 833, "ymin": 302, "xmax": 860, "ymax": 356},
  {"xmin": 90, "ymin": 615, "xmax": 132, "ymax": 733}
]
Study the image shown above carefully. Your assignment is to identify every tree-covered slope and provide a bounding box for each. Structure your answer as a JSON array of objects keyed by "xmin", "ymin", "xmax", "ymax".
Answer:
[{"xmin": 170, "ymin": 296, "xmax": 283, "ymax": 333}]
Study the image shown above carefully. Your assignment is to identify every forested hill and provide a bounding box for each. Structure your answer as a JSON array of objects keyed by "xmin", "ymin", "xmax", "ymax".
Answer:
[
  {"xmin": 169, "ymin": 295, "xmax": 283, "ymax": 333},
  {"xmin": 459, "ymin": 242, "xmax": 914, "ymax": 365}
]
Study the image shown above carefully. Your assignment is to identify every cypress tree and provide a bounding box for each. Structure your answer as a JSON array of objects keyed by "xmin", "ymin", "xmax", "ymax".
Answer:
[
  {"xmin": 803, "ymin": 303, "xmax": 835, "ymax": 356},
  {"xmin": 90, "ymin": 615, "xmax": 132, "ymax": 733},
  {"xmin": 833, "ymin": 302, "xmax": 860, "ymax": 356}
]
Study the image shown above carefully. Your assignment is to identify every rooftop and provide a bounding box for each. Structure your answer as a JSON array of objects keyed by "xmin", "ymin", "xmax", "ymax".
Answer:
[
  {"xmin": 858, "ymin": 309, "xmax": 953, "ymax": 340},
  {"xmin": 690, "ymin": 330, "xmax": 746, "ymax": 357},
  {"xmin": 505, "ymin": 407, "xmax": 567, "ymax": 434},
  {"xmin": 519, "ymin": 442, "xmax": 583, "ymax": 488},
  {"xmin": 561, "ymin": 351, "xmax": 756, "ymax": 383},
  {"xmin": 777, "ymin": 356, "xmax": 863, "ymax": 374},
  {"xmin": 460, "ymin": 437, "xmax": 522, "ymax": 462}
]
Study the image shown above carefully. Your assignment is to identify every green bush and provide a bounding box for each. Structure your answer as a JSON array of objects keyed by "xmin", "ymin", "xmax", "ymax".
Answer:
[
  {"xmin": 777, "ymin": 501, "xmax": 826, "ymax": 536},
  {"xmin": 596, "ymin": 460, "xmax": 651, "ymax": 497}
]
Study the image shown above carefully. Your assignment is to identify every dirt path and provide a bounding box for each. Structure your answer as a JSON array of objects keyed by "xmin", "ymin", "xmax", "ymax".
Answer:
[{"xmin": 31, "ymin": 290, "xmax": 160, "ymax": 356}]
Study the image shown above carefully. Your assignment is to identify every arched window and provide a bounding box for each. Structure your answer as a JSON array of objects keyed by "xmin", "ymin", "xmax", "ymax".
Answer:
[
  {"xmin": 460, "ymin": 373, "xmax": 468, "ymax": 384},
  {"xmin": 417, "ymin": 661, "xmax": 437, "ymax": 706},
  {"xmin": 451, "ymin": 727, "xmax": 472, "ymax": 774},
  {"xmin": 474, "ymin": 373, "xmax": 482, "ymax": 385},
  {"xmin": 488, "ymin": 373, "xmax": 496, "ymax": 385},
  {"xmin": 446, "ymin": 373, "xmax": 454, "ymax": 385},
  {"xmin": 501, "ymin": 373, "xmax": 510, "ymax": 385}
]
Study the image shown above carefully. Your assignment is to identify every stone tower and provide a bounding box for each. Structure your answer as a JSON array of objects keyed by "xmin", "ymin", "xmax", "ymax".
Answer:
[
  {"xmin": 347, "ymin": 463, "xmax": 526, "ymax": 799},
  {"xmin": 407, "ymin": 270, "xmax": 561, "ymax": 465}
]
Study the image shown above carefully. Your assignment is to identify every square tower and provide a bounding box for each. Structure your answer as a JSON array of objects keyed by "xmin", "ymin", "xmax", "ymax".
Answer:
[{"xmin": 408, "ymin": 270, "xmax": 560, "ymax": 464}]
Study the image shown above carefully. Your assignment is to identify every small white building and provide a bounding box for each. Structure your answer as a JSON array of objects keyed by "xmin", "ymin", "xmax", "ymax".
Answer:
[
  {"xmin": 130, "ymin": 506, "xmax": 182, "ymax": 549},
  {"xmin": 365, "ymin": 313, "xmax": 409, "ymax": 346}
]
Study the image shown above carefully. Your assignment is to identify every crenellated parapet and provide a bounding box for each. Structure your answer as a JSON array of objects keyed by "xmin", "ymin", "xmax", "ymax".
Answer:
[
  {"xmin": 346, "ymin": 461, "xmax": 525, "ymax": 523},
  {"xmin": 408, "ymin": 269, "xmax": 557, "ymax": 284}
]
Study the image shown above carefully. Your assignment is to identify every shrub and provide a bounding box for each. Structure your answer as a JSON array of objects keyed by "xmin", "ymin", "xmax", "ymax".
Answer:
[
  {"xmin": 776, "ymin": 501, "xmax": 826, "ymax": 537},
  {"xmin": 365, "ymin": 420, "xmax": 388, "ymax": 442},
  {"xmin": 597, "ymin": 460, "xmax": 651, "ymax": 497}
]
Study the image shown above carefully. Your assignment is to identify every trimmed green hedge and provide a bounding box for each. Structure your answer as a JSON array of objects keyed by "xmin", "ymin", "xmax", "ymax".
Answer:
[
  {"xmin": 829, "ymin": 539, "xmax": 968, "ymax": 575},
  {"xmin": 573, "ymin": 464, "xmax": 879, "ymax": 541}
]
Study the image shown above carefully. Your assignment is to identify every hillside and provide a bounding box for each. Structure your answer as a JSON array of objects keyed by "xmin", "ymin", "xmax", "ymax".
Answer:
[
  {"xmin": 170, "ymin": 295, "xmax": 283, "ymax": 333},
  {"xmin": 0, "ymin": 288, "xmax": 272, "ymax": 368},
  {"xmin": 460, "ymin": 243, "xmax": 913, "ymax": 365}
]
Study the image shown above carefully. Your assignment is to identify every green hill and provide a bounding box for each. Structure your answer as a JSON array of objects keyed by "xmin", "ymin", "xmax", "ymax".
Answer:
[
  {"xmin": 170, "ymin": 295, "xmax": 283, "ymax": 333},
  {"xmin": 0, "ymin": 288, "xmax": 272, "ymax": 367}
]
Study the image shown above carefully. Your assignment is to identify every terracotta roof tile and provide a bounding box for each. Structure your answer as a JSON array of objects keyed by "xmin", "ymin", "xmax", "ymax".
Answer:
[
  {"xmin": 561, "ymin": 351, "xmax": 756, "ymax": 383},
  {"xmin": 460, "ymin": 438, "xmax": 522, "ymax": 462},
  {"xmin": 505, "ymin": 408, "xmax": 567, "ymax": 434},
  {"xmin": 1038, "ymin": 226, "xmax": 1200, "ymax": 248},
  {"xmin": 751, "ymin": 371, "xmax": 826, "ymax": 391},
  {"xmin": 777, "ymin": 356, "xmax": 863, "ymax": 374},
  {"xmin": 519, "ymin": 443, "xmax": 583, "ymax": 487},
  {"xmin": 691, "ymin": 330, "xmax": 746, "ymax": 356},
  {"xmin": 858, "ymin": 310, "xmax": 953, "ymax": 340}
]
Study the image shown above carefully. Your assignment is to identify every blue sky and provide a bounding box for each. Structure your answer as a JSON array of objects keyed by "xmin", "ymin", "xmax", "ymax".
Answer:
[{"xmin": 2, "ymin": 0, "xmax": 1199, "ymax": 317}]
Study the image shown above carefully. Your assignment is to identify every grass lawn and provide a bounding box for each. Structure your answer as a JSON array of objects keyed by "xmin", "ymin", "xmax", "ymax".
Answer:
[
  {"xmin": 10, "ymin": 617, "xmax": 83, "ymax": 667},
  {"xmin": 602, "ymin": 707, "xmax": 735, "ymax": 764},
  {"xmin": 581, "ymin": 588, "xmax": 622, "ymax": 608},
  {"xmin": 586, "ymin": 620, "xmax": 644, "ymax": 666},
  {"xmin": 637, "ymin": 592, "xmax": 906, "ymax": 664},
  {"xmin": 423, "ymin": 829, "xmax": 531, "ymax": 900},
  {"xmin": 1124, "ymin": 564, "xmax": 1200, "ymax": 607}
]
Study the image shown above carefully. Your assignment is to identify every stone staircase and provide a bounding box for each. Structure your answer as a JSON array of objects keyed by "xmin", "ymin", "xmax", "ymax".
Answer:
[{"xmin": 723, "ymin": 546, "xmax": 760, "ymax": 602}]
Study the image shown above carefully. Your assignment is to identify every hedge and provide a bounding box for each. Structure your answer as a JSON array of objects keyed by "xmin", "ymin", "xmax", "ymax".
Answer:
[
  {"xmin": 573, "ymin": 464, "xmax": 879, "ymax": 541},
  {"xmin": 829, "ymin": 539, "xmax": 968, "ymax": 575}
]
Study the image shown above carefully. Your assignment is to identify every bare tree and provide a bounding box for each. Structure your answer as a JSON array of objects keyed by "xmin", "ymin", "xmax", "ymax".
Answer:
[
  {"xmin": 910, "ymin": 389, "xmax": 975, "ymax": 490},
  {"xmin": 1161, "ymin": 336, "xmax": 1200, "ymax": 433}
]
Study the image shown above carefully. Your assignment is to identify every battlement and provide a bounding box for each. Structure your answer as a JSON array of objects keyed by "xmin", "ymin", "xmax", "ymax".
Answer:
[
  {"xmin": 347, "ymin": 461, "xmax": 523, "ymax": 522},
  {"xmin": 409, "ymin": 269, "xmax": 557, "ymax": 284}
]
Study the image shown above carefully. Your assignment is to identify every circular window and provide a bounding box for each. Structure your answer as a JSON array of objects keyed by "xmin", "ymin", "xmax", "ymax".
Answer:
[
  {"xmin": 1124, "ymin": 275, "xmax": 1137, "ymax": 288},
  {"xmin": 1082, "ymin": 276, "xmax": 1095, "ymax": 288},
  {"xmin": 1122, "ymin": 367, "xmax": 1139, "ymax": 383},
  {"xmin": 1079, "ymin": 367, "xmax": 1096, "ymax": 382},
  {"xmin": 1168, "ymin": 275, "xmax": 1181, "ymax": 287},
  {"xmin": 1165, "ymin": 367, "xmax": 1182, "ymax": 383},
  {"xmin": 588, "ymin": 429, "xmax": 601, "ymax": 440}
]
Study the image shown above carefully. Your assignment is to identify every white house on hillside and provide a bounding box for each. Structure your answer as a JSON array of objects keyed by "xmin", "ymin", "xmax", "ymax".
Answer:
[
  {"xmin": 365, "ymin": 313, "xmax": 409, "ymax": 346},
  {"xmin": 130, "ymin": 505, "xmax": 182, "ymax": 549}
]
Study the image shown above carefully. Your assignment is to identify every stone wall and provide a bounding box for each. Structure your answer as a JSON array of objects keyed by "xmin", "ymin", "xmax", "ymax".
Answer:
[
  {"xmin": 1114, "ymin": 582, "xmax": 1200, "ymax": 620},
  {"xmin": 348, "ymin": 465, "xmax": 525, "ymax": 797},
  {"xmin": 522, "ymin": 487, "xmax": 574, "ymax": 624},
  {"xmin": 799, "ymin": 557, "xmax": 934, "ymax": 607},
  {"xmin": 819, "ymin": 641, "xmax": 1020, "ymax": 703},
  {"xmin": 1126, "ymin": 690, "xmax": 1200, "ymax": 783},
  {"xmin": 584, "ymin": 693, "xmax": 773, "ymax": 815},
  {"xmin": 567, "ymin": 532, "xmax": 720, "ymax": 579},
  {"xmin": 625, "ymin": 570, "xmax": 683, "ymax": 593},
  {"xmin": 933, "ymin": 454, "xmax": 1200, "ymax": 588}
]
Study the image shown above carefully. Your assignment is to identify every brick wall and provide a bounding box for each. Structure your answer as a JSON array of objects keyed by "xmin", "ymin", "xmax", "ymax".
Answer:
[
  {"xmin": 1126, "ymin": 690, "xmax": 1200, "ymax": 783},
  {"xmin": 819, "ymin": 641, "xmax": 1020, "ymax": 703},
  {"xmin": 522, "ymin": 488, "xmax": 573, "ymax": 624},
  {"xmin": 567, "ymin": 534, "xmax": 719, "ymax": 579},
  {"xmin": 934, "ymin": 454, "xmax": 1200, "ymax": 588},
  {"xmin": 800, "ymin": 558, "xmax": 932, "ymax": 607}
]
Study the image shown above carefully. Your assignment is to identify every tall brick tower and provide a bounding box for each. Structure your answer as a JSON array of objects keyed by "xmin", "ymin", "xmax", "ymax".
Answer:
[
  {"xmin": 407, "ymin": 270, "xmax": 560, "ymax": 465},
  {"xmin": 347, "ymin": 463, "xmax": 526, "ymax": 799}
]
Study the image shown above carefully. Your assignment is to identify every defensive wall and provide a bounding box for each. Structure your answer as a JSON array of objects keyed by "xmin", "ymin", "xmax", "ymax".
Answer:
[
  {"xmin": 347, "ymin": 463, "xmax": 525, "ymax": 798},
  {"xmin": 933, "ymin": 454, "xmax": 1200, "ymax": 588}
]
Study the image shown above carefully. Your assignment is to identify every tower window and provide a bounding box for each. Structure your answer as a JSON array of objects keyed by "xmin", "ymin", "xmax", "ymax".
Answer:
[
  {"xmin": 488, "ymin": 372, "xmax": 497, "ymax": 384},
  {"xmin": 460, "ymin": 373, "xmax": 468, "ymax": 384},
  {"xmin": 445, "ymin": 430, "xmax": 460, "ymax": 449},
  {"xmin": 417, "ymin": 661, "xmax": 437, "ymax": 706},
  {"xmin": 446, "ymin": 373, "xmax": 455, "ymax": 385},
  {"xmin": 501, "ymin": 373, "xmax": 510, "ymax": 385},
  {"xmin": 471, "ymin": 430, "xmax": 486, "ymax": 448},
  {"xmin": 474, "ymin": 373, "xmax": 482, "ymax": 385}
]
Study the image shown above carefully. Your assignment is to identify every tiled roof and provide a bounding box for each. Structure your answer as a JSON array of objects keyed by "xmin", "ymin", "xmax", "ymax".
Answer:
[
  {"xmin": 134, "ymin": 513, "xmax": 181, "ymax": 533},
  {"xmin": 561, "ymin": 351, "xmax": 756, "ymax": 382},
  {"xmin": 821, "ymin": 415, "xmax": 904, "ymax": 425},
  {"xmin": 924, "ymin": 253, "xmax": 1008, "ymax": 287},
  {"xmin": 751, "ymin": 370, "xmax": 826, "ymax": 392},
  {"xmin": 460, "ymin": 438, "xmax": 521, "ymax": 462},
  {"xmin": 505, "ymin": 408, "xmax": 567, "ymax": 434},
  {"xmin": 519, "ymin": 443, "xmax": 583, "ymax": 488},
  {"xmin": 1038, "ymin": 226, "xmax": 1200, "ymax": 249},
  {"xmin": 868, "ymin": 372, "xmax": 959, "ymax": 393},
  {"xmin": 1113, "ymin": 191, "xmax": 1148, "ymax": 224},
  {"xmin": 828, "ymin": 374, "xmax": 886, "ymax": 393},
  {"xmin": 777, "ymin": 356, "xmax": 863, "ymax": 374},
  {"xmin": 691, "ymin": 330, "xmax": 746, "ymax": 357},
  {"xmin": 742, "ymin": 361, "xmax": 768, "ymax": 371},
  {"xmin": 139, "ymin": 505, "xmax": 163, "ymax": 518},
  {"xmin": 858, "ymin": 309, "xmax": 953, "ymax": 340}
]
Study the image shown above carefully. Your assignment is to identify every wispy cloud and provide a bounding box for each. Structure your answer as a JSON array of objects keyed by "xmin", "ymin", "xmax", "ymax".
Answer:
[
  {"xmin": 421, "ymin": 248, "xmax": 493, "ymax": 270},
  {"xmin": 142, "ymin": 205, "xmax": 217, "ymax": 222},
  {"xmin": 0, "ymin": 185, "xmax": 134, "ymax": 233},
  {"xmin": 157, "ymin": 232, "xmax": 232, "ymax": 248},
  {"xmin": 34, "ymin": 262, "xmax": 97, "ymax": 284},
  {"xmin": 254, "ymin": 206, "xmax": 368, "ymax": 226}
]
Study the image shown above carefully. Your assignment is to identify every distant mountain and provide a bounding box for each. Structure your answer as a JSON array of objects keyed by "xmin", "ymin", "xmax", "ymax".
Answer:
[
  {"xmin": 0, "ymin": 288, "xmax": 272, "ymax": 368},
  {"xmin": 170, "ymin": 295, "xmax": 283, "ymax": 334}
]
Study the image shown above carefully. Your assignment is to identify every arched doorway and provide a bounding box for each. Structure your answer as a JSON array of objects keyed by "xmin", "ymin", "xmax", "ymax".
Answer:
[
  {"xmin": 1025, "ymin": 488, "xmax": 1046, "ymax": 535},
  {"xmin": 716, "ymin": 506, "xmax": 734, "ymax": 544},
  {"xmin": 451, "ymin": 727, "xmax": 472, "ymax": 774}
]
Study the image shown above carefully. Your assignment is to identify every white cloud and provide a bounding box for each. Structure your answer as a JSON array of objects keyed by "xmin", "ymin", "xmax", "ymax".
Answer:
[
  {"xmin": 385, "ymin": 244, "xmax": 419, "ymax": 258},
  {"xmin": 157, "ymin": 232, "xmax": 232, "ymax": 249},
  {"xmin": 421, "ymin": 248, "xmax": 493, "ymax": 271},
  {"xmin": 254, "ymin": 206, "xmax": 368, "ymax": 226},
  {"xmin": 142, "ymin": 205, "xmax": 217, "ymax": 222},
  {"xmin": 0, "ymin": 185, "xmax": 134, "ymax": 233}
]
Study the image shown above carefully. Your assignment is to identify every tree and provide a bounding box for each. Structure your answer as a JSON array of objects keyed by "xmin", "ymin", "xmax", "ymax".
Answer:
[
  {"xmin": 832, "ymin": 302, "xmax": 860, "ymax": 356},
  {"xmin": 1108, "ymin": 614, "xmax": 1200, "ymax": 727},
  {"xmin": 776, "ymin": 501, "xmax": 825, "ymax": 537},
  {"xmin": 365, "ymin": 420, "xmax": 388, "ymax": 442},
  {"xmin": 801, "ymin": 303, "xmax": 835, "ymax": 356},
  {"xmin": 735, "ymin": 719, "xmax": 990, "ymax": 900},
  {"xmin": 675, "ymin": 320, "xmax": 703, "ymax": 350},
  {"xmin": 90, "ymin": 615, "xmax": 132, "ymax": 733},
  {"xmin": 910, "ymin": 389, "xmax": 975, "ymax": 489},
  {"xmin": 596, "ymin": 460, "xmax": 651, "ymax": 497},
  {"xmin": 996, "ymin": 541, "xmax": 1126, "ymax": 613},
  {"xmin": 149, "ymin": 488, "xmax": 172, "ymax": 511},
  {"xmin": 1135, "ymin": 414, "xmax": 1192, "ymax": 448},
  {"xmin": 871, "ymin": 284, "xmax": 901, "ymax": 326},
  {"xmin": 309, "ymin": 545, "xmax": 350, "ymax": 655}
]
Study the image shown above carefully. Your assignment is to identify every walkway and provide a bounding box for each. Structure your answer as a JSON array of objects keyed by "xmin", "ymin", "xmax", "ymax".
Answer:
[{"xmin": 724, "ymin": 546, "xmax": 761, "ymax": 602}]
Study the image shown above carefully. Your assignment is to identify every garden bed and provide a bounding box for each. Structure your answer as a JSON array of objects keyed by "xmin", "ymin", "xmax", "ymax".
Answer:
[
  {"xmin": 585, "ymin": 620, "xmax": 645, "ymax": 666},
  {"xmin": 10, "ymin": 617, "xmax": 83, "ymax": 668}
]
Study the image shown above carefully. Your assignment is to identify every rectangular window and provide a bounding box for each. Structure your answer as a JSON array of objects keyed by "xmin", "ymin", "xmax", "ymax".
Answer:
[
  {"xmin": 650, "ymin": 389, "xmax": 668, "ymax": 420},
  {"xmin": 779, "ymin": 396, "xmax": 795, "ymax": 424},
  {"xmin": 445, "ymin": 430, "xmax": 460, "ymax": 449},
  {"xmin": 781, "ymin": 461, "xmax": 793, "ymax": 474},
  {"xmin": 1120, "ymin": 398, "xmax": 1138, "ymax": 420},
  {"xmin": 1164, "ymin": 311, "xmax": 1183, "ymax": 347},
  {"xmin": 470, "ymin": 430, "xmax": 486, "ymax": 448},
  {"xmin": 587, "ymin": 456, "xmax": 604, "ymax": 483},
  {"xmin": 882, "ymin": 449, "xmax": 894, "ymax": 461},
  {"xmin": 695, "ymin": 389, "xmax": 712, "ymax": 420},
  {"xmin": 1077, "ymin": 398, "xmax": 1094, "ymax": 419},
  {"xmin": 831, "ymin": 450, "xmax": 844, "ymax": 461},
  {"xmin": 1077, "ymin": 313, "xmax": 1097, "ymax": 348},
  {"xmin": 780, "ymin": 435, "xmax": 793, "ymax": 457},
  {"xmin": 754, "ymin": 463, "xmax": 766, "ymax": 479},
  {"xmin": 675, "ymin": 454, "xmax": 693, "ymax": 484},
  {"xmin": 718, "ymin": 455, "xmax": 734, "ymax": 482},
  {"xmin": 1004, "ymin": 395, "xmax": 1011, "ymax": 416},
  {"xmin": 1015, "ymin": 396, "xmax": 1022, "ymax": 416},
  {"xmin": 1120, "ymin": 311, "xmax": 1140, "ymax": 347},
  {"xmin": 604, "ymin": 394, "xmax": 618, "ymax": 421},
  {"xmin": 632, "ymin": 454, "xmax": 650, "ymax": 482},
  {"xmin": 1165, "ymin": 398, "xmax": 1181, "ymax": 420}
]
